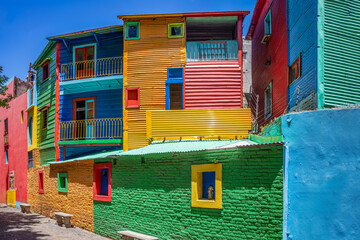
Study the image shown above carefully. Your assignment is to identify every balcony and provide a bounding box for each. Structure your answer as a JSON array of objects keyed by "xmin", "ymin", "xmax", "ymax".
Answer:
[
  {"xmin": 59, "ymin": 118, "xmax": 123, "ymax": 142},
  {"xmin": 61, "ymin": 57, "xmax": 123, "ymax": 82},
  {"xmin": 4, "ymin": 134, "xmax": 8, "ymax": 146},
  {"xmin": 146, "ymin": 108, "xmax": 251, "ymax": 141},
  {"xmin": 186, "ymin": 40, "xmax": 238, "ymax": 62}
]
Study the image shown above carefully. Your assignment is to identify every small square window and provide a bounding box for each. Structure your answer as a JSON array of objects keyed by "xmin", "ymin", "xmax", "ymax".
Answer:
[
  {"xmin": 191, "ymin": 164, "xmax": 222, "ymax": 209},
  {"xmin": 125, "ymin": 87, "xmax": 140, "ymax": 108},
  {"xmin": 288, "ymin": 54, "xmax": 302, "ymax": 85},
  {"xmin": 38, "ymin": 171, "xmax": 44, "ymax": 194},
  {"xmin": 57, "ymin": 173, "xmax": 68, "ymax": 193},
  {"xmin": 42, "ymin": 62, "xmax": 49, "ymax": 81},
  {"xmin": 93, "ymin": 163, "xmax": 111, "ymax": 202},
  {"xmin": 265, "ymin": 82, "xmax": 272, "ymax": 120},
  {"xmin": 168, "ymin": 23, "xmax": 184, "ymax": 38},
  {"xmin": 125, "ymin": 22, "xmax": 140, "ymax": 40},
  {"xmin": 264, "ymin": 9, "xmax": 272, "ymax": 35}
]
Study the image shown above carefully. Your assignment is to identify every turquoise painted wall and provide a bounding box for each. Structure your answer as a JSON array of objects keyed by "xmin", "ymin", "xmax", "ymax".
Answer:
[
  {"xmin": 282, "ymin": 108, "xmax": 360, "ymax": 239},
  {"xmin": 287, "ymin": 0, "xmax": 317, "ymax": 110},
  {"xmin": 94, "ymin": 146, "xmax": 283, "ymax": 239}
]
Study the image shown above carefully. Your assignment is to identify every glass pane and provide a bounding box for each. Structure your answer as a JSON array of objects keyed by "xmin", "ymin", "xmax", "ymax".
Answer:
[
  {"xmin": 202, "ymin": 172, "xmax": 215, "ymax": 199},
  {"xmin": 128, "ymin": 25, "xmax": 138, "ymax": 38},
  {"xmin": 171, "ymin": 26, "xmax": 182, "ymax": 36},
  {"xmin": 86, "ymin": 47, "xmax": 94, "ymax": 60},
  {"xmin": 76, "ymin": 48, "xmax": 84, "ymax": 62}
]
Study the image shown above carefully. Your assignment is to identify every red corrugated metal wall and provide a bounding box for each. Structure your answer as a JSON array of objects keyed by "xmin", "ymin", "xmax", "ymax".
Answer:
[
  {"xmin": 184, "ymin": 61, "xmax": 242, "ymax": 109},
  {"xmin": 251, "ymin": 0, "xmax": 287, "ymax": 126}
]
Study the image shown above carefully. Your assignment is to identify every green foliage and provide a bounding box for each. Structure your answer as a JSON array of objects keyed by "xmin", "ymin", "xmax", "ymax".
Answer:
[{"xmin": 0, "ymin": 66, "xmax": 13, "ymax": 108}]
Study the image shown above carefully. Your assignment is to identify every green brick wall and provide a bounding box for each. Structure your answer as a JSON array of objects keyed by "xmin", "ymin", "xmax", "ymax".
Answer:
[
  {"xmin": 94, "ymin": 145, "xmax": 283, "ymax": 239},
  {"xmin": 36, "ymin": 44, "xmax": 56, "ymax": 165}
]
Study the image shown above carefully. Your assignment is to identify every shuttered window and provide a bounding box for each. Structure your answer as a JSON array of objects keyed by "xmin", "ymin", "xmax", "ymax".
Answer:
[{"xmin": 288, "ymin": 54, "xmax": 302, "ymax": 85}]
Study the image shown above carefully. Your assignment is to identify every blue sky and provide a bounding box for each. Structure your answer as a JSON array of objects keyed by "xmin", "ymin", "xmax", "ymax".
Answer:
[{"xmin": 0, "ymin": 0, "xmax": 255, "ymax": 81}]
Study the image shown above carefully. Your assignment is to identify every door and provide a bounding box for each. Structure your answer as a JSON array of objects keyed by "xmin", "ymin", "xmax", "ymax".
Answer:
[
  {"xmin": 100, "ymin": 169, "xmax": 109, "ymax": 196},
  {"xmin": 74, "ymin": 99, "xmax": 95, "ymax": 140},
  {"xmin": 85, "ymin": 100, "xmax": 95, "ymax": 139},
  {"xmin": 75, "ymin": 46, "xmax": 95, "ymax": 79}
]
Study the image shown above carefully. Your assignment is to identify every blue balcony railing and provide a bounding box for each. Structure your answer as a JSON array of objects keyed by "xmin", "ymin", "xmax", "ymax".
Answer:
[
  {"xmin": 60, "ymin": 57, "xmax": 123, "ymax": 82},
  {"xmin": 186, "ymin": 40, "xmax": 238, "ymax": 61}
]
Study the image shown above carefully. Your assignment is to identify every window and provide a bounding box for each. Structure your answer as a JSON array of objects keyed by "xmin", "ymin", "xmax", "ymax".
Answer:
[
  {"xmin": 38, "ymin": 171, "xmax": 44, "ymax": 193},
  {"xmin": 168, "ymin": 23, "xmax": 184, "ymax": 38},
  {"xmin": 4, "ymin": 119, "xmax": 8, "ymax": 135},
  {"xmin": 125, "ymin": 88, "xmax": 140, "ymax": 108},
  {"xmin": 5, "ymin": 149, "xmax": 8, "ymax": 164},
  {"xmin": 191, "ymin": 164, "xmax": 222, "ymax": 209},
  {"xmin": 41, "ymin": 108, "xmax": 48, "ymax": 130},
  {"xmin": 42, "ymin": 62, "xmax": 49, "ymax": 81},
  {"xmin": 28, "ymin": 151, "xmax": 33, "ymax": 169},
  {"xmin": 57, "ymin": 173, "xmax": 68, "ymax": 193},
  {"xmin": 73, "ymin": 98, "xmax": 96, "ymax": 139},
  {"xmin": 264, "ymin": 8, "xmax": 272, "ymax": 35},
  {"xmin": 93, "ymin": 163, "xmax": 111, "ymax": 202},
  {"xmin": 264, "ymin": 82, "xmax": 272, "ymax": 120},
  {"xmin": 21, "ymin": 111, "xmax": 24, "ymax": 123},
  {"xmin": 125, "ymin": 22, "xmax": 140, "ymax": 40},
  {"xmin": 28, "ymin": 116, "xmax": 33, "ymax": 146},
  {"xmin": 288, "ymin": 54, "xmax": 302, "ymax": 85},
  {"xmin": 75, "ymin": 46, "xmax": 95, "ymax": 79},
  {"xmin": 166, "ymin": 68, "xmax": 184, "ymax": 110}
]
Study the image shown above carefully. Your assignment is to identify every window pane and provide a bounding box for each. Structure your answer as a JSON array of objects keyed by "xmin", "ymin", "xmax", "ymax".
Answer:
[
  {"xmin": 169, "ymin": 83, "xmax": 183, "ymax": 110},
  {"xmin": 76, "ymin": 48, "xmax": 84, "ymax": 62},
  {"xmin": 171, "ymin": 26, "xmax": 182, "ymax": 36},
  {"xmin": 202, "ymin": 172, "xmax": 215, "ymax": 199},
  {"xmin": 128, "ymin": 25, "xmax": 138, "ymax": 38}
]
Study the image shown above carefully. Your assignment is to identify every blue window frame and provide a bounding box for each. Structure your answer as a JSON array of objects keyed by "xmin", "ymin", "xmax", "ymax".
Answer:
[{"xmin": 166, "ymin": 68, "xmax": 184, "ymax": 110}]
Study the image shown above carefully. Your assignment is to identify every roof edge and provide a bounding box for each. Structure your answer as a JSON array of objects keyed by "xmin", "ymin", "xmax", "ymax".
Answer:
[
  {"xmin": 245, "ymin": 0, "xmax": 267, "ymax": 40},
  {"xmin": 118, "ymin": 11, "xmax": 250, "ymax": 20},
  {"xmin": 32, "ymin": 41, "xmax": 56, "ymax": 69}
]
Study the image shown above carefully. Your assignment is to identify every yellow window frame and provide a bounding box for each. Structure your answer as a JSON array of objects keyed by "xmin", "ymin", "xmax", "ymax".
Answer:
[{"xmin": 191, "ymin": 163, "xmax": 222, "ymax": 209}]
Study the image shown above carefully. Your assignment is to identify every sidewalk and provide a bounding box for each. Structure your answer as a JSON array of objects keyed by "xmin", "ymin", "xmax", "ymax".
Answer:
[{"xmin": 0, "ymin": 204, "xmax": 110, "ymax": 240}]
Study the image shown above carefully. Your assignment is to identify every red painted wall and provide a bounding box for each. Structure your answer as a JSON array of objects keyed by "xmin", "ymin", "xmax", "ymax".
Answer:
[
  {"xmin": 0, "ymin": 80, "xmax": 28, "ymax": 204},
  {"xmin": 250, "ymin": 0, "xmax": 287, "ymax": 126},
  {"xmin": 184, "ymin": 61, "xmax": 242, "ymax": 109}
]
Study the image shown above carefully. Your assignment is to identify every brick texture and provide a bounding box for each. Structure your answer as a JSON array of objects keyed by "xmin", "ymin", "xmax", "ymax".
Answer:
[
  {"xmin": 94, "ymin": 145, "xmax": 283, "ymax": 239},
  {"xmin": 27, "ymin": 160, "xmax": 94, "ymax": 231}
]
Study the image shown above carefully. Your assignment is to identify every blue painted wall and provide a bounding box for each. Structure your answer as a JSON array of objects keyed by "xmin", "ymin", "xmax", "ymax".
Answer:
[
  {"xmin": 282, "ymin": 108, "xmax": 360, "ymax": 239},
  {"xmin": 287, "ymin": 0, "xmax": 317, "ymax": 109},
  {"xmin": 59, "ymin": 88, "xmax": 122, "ymax": 160},
  {"xmin": 60, "ymin": 31, "xmax": 123, "ymax": 65},
  {"xmin": 59, "ymin": 89, "xmax": 122, "ymax": 122}
]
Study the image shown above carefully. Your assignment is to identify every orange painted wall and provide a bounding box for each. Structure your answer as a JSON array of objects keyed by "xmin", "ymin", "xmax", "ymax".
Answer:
[
  {"xmin": 123, "ymin": 16, "xmax": 186, "ymax": 150},
  {"xmin": 27, "ymin": 160, "xmax": 94, "ymax": 231}
]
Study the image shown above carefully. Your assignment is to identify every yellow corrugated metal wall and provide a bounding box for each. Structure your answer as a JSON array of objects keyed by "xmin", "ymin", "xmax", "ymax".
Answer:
[
  {"xmin": 123, "ymin": 16, "xmax": 186, "ymax": 150},
  {"xmin": 146, "ymin": 108, "xmax": 252, "ymax": 140}
]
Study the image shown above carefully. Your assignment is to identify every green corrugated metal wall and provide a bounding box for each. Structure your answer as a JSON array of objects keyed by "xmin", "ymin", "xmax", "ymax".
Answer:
[
  {"xmin": 36, "ymin": 45, "xmax": 56, "ymax": 165},
  {"xmin": 323, "ymin": 0, "xmax": 360, "ymax": 107}
]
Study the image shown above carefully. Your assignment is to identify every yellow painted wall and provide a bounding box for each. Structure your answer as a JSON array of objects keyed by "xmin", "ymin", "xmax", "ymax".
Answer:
[
  {"xmin": 146, "ymin": 108, "xmax": 252, "ymax": 140},
  {"xmin": 27, "ymin": 106, "xmax": 38, "ymax": 151},
  {"xmin": 27, "ymin": 160, "xmax": 94, "ymax": 231},
  {"xmin": 123, "ymin": 16, "xmax": 186, "ymax": 150}
]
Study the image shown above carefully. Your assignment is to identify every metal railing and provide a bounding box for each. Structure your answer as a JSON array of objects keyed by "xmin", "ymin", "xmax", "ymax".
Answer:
[
  {"xmin": 60, "ymin": 118, "xmax": 123, "ymax": 141},
  {"xmin": 186, "ymin": 40, "xmax": 239, "ymax": 61},
  {"xmin": 4, "ymin": 134, "xmax": 8, "ymax": 145},
  {"xmin": 60, "ymin": 57, "xmax": 123, "ymax": 82}
]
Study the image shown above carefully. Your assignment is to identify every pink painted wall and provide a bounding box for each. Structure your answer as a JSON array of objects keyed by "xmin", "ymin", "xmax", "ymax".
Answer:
[{"xmin": 0, "ymin": 79, "xmax": 28, "ymax": 204}]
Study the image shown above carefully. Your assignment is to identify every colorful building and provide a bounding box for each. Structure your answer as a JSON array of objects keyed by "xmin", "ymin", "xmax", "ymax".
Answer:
[
  {"xmin": 246, "ymin": 0, "xmax": 360, "ymax": 127},
  {"xmin": 0, "ymin": 77, "xmax": 30, "ymax": 207},
  {"xmin": 119, "ymin": 11, "xmax": 249, "ymax": 150},
  {"xmin": 47, "ymin": 26, "xmax": 124, "ymax": 160},
  {"xmin": 32, "ymin": 42, "xmax": 58, "ymax": 165},
  {"xmin": 245, "ymin": 0, "xmax": 288, "ymax": 127}
]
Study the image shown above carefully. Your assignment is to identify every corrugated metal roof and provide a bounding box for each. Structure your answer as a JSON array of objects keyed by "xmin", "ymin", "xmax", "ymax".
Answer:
[
  {"xmin": 50, "ymin": 139, "xmax": 283, "ymax": 165},
  {"xmin": 47, "ymin": 25, "xmax": 123, "ymax": 41}
]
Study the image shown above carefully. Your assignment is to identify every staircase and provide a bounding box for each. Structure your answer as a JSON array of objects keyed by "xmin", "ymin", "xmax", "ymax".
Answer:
[{"xmin": 184, "ymin": 61, "xmax": 242, "ymax": 109}]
